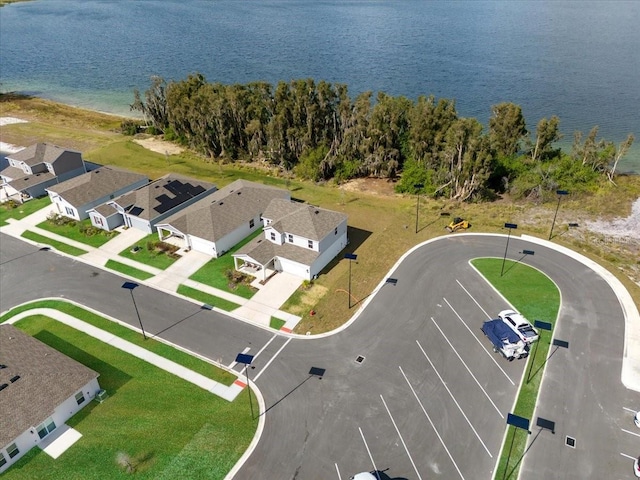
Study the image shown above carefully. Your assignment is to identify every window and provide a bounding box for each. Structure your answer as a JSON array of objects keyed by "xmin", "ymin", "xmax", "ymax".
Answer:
[
  {"xmin": 65, "ymin": 206, "xmax": 74, "ymax": 216},
  {"xmin": 249, "ymin": 218, "xmax": 255, "ymax": 228},
  {"xmin": 94, "ymin": 216, "xmax": 103, "ymax": 226},
  {"xmin": 335, "ymin": 227, "xmax": 338, "ymax": 235},
  {"xmin": 7, "ymin": 443, "xmax": 19, "ymax": 459},
  {"xmin": 0, "ymin": 452, "xmax": 6, "ymax": 467},
  {"xmin": 36, "ymin": 418, "xmax": 56, "ymax": 439},
  {"xmin": 308, "ymin": 240, "xmax": 313, "ymax": 249},
  {"xmin": 288, "ymin": 234, "xmax": 293, "ymax": 243},
  {"xmin": 270, "ymin": 232, "xmax": 276, "ymax": 241},
  {"xmin": 75, "ymin": 391, "xmax": 86, "ymax": 405}
]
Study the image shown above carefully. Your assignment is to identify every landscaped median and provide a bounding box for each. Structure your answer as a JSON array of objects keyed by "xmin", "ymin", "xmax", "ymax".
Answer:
[
  {"xmin": 471, "ymin": 258, "xmax": 560, "ymax": 480},
  {"xmin": 0, "ymin": 300, "xmax": 256, "ymax": 479},
  {"xmin": 20, "ymin": 230, "xmax": 88, "ymax": 256}
]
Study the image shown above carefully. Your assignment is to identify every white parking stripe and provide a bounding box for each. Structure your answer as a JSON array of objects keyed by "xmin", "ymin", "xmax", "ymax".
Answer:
[
  {"xmin": 358, "ymin": 427, "xmax": 381, "ymax": 480},
  {"xmin": 426, "ymin": 322, "xmax": 504, "ymax": 418},
  {"xmin": 456, "ymin": 279, "xmax": 492, "ymax": 319},
  {"xmin": 399, "ymin": 366, "xmax": 466, "ymax": 480},
  {"xmin": 622, "ymin": 428, "xmax": 640, "ymax": 438},
  {"xmin": 334, "ymin": 463, "xmax": 342, "ymax": 480},
  {"xmin": 624, "ymin": 407, "xmax": 638, "ymax": 413},
  {"xmin": 412, "ymin": 350, "xmax": 493, "ymax": 457},
  {"xmin": 253, "ymin": 337, "xmax": 291, "ymax": 382},
  {"xmin": 380, "ymin": 394, "xmax": 423, "ymax": 479},
  {"xmin": 443, "ymin": 297, "xmax": 515, "ymax": 386},
  {"xmin": 620, "ymin": 452, "xmax": 636, "ymax": 460},
  {"xmin": 228, "ymin": 346, "xmax": 251, "ymax": 369}
]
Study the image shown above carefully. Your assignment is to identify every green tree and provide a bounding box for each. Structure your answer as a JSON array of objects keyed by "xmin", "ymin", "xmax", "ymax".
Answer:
[
  {"xmin": 489, "ymin": 102, "xmax": 527, "ymax": 158},
  {"xmin": 530, "ymin": 116, "xmax": 562, "ymax": 162}
]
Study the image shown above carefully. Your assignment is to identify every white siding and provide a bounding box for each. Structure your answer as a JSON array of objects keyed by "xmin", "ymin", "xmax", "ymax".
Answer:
[
  {"xmin": 189, "ymin": 235, "xmax": 217, "ymax": 257},
  {"xmin": 274, "ymin": 257, "xmax": 311, "ymax": 279},
  {"xmin": 310, "ymin": 231, "xmax": 348, "ymax": 278}
]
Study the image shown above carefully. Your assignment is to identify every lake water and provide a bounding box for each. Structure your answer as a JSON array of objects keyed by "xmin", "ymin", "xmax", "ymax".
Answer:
[{"xmin": 1, "ymin": 0, "xmax": 638, "ymax": 172}]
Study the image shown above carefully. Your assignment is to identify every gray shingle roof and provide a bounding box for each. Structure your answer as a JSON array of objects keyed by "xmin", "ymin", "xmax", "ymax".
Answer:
[
  {"xmin": 6, "ymin": 143, "xmax": 78, "ymax": 167},
  {"xmin": 0, "ymin": 324, "xmax": 99, "ymax": 447},
  {"xmin": 112, "ymin": 174, "xmax": 216, "ymax": 221},
  {"xmin": 235, "ymin": 235, "xmax": 320, "ymax": 266},
  {"xmin": 263, "ymin": 198, "xmax": 347, "ymax": 240},
  {"xmin": 0, "ymin": 166, "xmax": 25, "ymax": 182},
  {"xmin": 159, "ymin": 179, "xmax": 289, "ymax": 241},
  {"xmin": 46, "ymin": 166, "xmax": 148, "ymax": 208},
  {"xmin": 7, "ymin": 172, "xmax": 55, "ymax": 190}
]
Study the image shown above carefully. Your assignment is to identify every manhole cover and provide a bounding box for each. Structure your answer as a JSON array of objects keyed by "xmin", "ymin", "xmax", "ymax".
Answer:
[
  {"xmin": 565, "ymin": 436, "xmax": 576, "ymax": 448},
  {"xmin": 355, "ymin": 355, "xmax": 365, "ymax": 364}
]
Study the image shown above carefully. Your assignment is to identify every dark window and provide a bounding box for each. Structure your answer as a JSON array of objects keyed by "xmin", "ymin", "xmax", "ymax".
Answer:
[
  {"xmin": 0, "ymin": 452, "xmax": 6, "ymax": 467},
  {"xmin": 288, "ymin": 234, "xmax": 293, "ymax": 243},
  {"xmin": 270, "ymin": 232, "xmax": 276, "ymax": 241},
  {"xmin": 75, "ymin": 391, "xmax": 85, "ymax": 405},
  {"xmin": 65, "ymin": 206, "xmax": 74, "ymax": 216},
  {"xmin": 308, "ymin": 240, "xmax": 313, "ymax": 249},
  {"xmin": 7, "ymin": 443, "xmax": 19, "ymax": 459},
  {"xmin": 249, "ymin": 218, "xmax": 255, "ymax": 228},
  {"xmin": 335, "ymin": 227, "xmax": 338, "ymax": 235}
]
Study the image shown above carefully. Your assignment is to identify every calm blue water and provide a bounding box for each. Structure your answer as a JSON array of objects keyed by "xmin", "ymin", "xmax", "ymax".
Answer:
[{"xmin": 1, "ymin": 0, "xmax": 638, "ymax": 172}]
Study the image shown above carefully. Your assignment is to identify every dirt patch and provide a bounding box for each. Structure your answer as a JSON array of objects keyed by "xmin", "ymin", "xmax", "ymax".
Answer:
[
  {"xmin": 339, "ymin": 177, "xmax": 399, "ymax": 197},
  {"xmin": 133, "ymin": 136, "xmax": 184, "ymax": 155}
]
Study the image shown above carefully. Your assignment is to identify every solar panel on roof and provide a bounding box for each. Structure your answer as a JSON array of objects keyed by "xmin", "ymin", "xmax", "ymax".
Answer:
[{"xmin": 154, "ymin": 181, "xmax": 207, "ymax": 214}]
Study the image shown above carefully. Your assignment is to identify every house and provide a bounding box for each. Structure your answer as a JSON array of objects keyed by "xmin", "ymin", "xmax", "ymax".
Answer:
[
  {"xmin": 0, "ymin": 324, "xmax": 100, "ymax": 473},
  {"xmin": 233, "ymin": 198, "xmax": 348, "ymax": 281},
  {"xmin": 87, "ymin": 174, "xmax": 217, "ymax": 233},
  {"xmin": 0, "ymin": 143, "xmax": 87, "ymax": 202},
  {"xmin": 46, "ymin": 166, "xmax": 148, "ymax": 221},
  {"xmin": 156, "ymin": 179, "xmax": 290, "ymax": 257}
]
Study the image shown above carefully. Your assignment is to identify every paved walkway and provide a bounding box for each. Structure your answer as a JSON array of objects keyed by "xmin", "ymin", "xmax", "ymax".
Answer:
[{"xmin": 0, "ymin": 205, "xmax": 302, "ymax": 331}]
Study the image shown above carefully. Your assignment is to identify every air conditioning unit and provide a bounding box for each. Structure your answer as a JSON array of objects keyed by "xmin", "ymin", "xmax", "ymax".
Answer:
[{"xmin": 95, "ymin": 389, "xmax": 108, "ymax": 403}]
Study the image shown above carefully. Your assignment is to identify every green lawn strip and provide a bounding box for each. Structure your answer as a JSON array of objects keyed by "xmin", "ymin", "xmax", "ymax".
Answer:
[
  {"xmin": 1, "ymin": 300, "xmax": 235, "ymax": 386},
  {"xmin": 270, "ymin": 317, "xmax": 286, "ymax": 330},
  {"xmin": 188, "ymin": 228, "xmax": 263, "ymax": 299},
  {"xmin": 177, "ymin": 285, "xmax": 241, "ymax": 312},
  {"xmin": 105, "ymin": 259, "xmax": 155, "ymax": 280},
  {"xmin": 471, "ymin": 258, "xmax": 560, "ymax": 480},
  {"xmin": 36, "ymin": 217, "xmax": 118, "ymax": 247},
  {"xmin": 21, "ymin": 230, "xmax": 88, "ymax": 256},
  {"xmin": 118, "ymin": 233, "xmax": 179, "ymax": 270},
  {"xmin": 0, "ymin": 196, "xmax": 51, "ymax": 226},
  {"xmin": 5, "ymin": 316, "xmax": 255, "ymax": 480}
]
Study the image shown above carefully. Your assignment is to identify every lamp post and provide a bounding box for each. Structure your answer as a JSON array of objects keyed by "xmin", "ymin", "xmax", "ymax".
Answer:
[
  {"xmin": 549, "ymin": 190, "xmax": 569, "ymax": 240},
  {"xmin": 121, "ymin": 282, "xmax": 146, "ymax": 340},
  {"xmin": 344, "ymin": 253, "xmax": 358, "ymax": 308},
  {"xmin": 414, "ymin": 183, "xmax": 424, "ymax": 233},
  {"xmin": 235, "ymin": 353, "xmax": 255, "ymax": 418},
  {"xmin": 501, "ymin": 223, "xmax": 518, "ymax": 277},
  {"xmin": 504, "ymin": 413, "xmax": 531, "ymax": 480}
]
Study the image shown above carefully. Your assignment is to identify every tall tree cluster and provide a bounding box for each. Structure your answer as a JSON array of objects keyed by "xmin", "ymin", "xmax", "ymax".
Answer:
[{"xmin": 132, "ymin": 75, "xmax": 634, "ymax": 201}]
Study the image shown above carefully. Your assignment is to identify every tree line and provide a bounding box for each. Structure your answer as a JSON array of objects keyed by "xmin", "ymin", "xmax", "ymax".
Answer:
[{"xmin": 130, "ymin": 75, "xmax": 634, "ymax": 201}]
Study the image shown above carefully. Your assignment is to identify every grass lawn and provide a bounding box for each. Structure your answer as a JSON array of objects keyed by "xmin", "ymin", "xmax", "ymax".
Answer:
[
  {"xmin": 0, "ymin": 196, "xmax": 51, "ymax": 226},
  {"xmin": 270, "ymin": 317, "xmax": 286, "ymax": 330},
  {"xmin": 471, "ymin": 258, "xmax": 560, "ymax": 480},
  {"xmin": 1, "ymin": 300, "xmax": 236, "ymax": 386},
  {"xmin": 4, "ymin": 316, "xmax": 255, "ymax": 480},
  {"xmin": 188, "ymin": 229, "xmax": 263, "ymax": 299},
  {"xmin": 118, "ymin": 234, "xmax": 180, "ymax": 270},
  {"xmin": 105, "ymin": 259, "xmax": 155, "ymax": 281},
  {"xmin": 21, "ymin": 230, "xmax": 88, "ymax": 256},
  {"xmin": 177, "ymin": 285, "xmax": 241, "ymax": 312},
  {"xmin": 36, "ymin": 217, "xmax": 118, "ymax": 247}
]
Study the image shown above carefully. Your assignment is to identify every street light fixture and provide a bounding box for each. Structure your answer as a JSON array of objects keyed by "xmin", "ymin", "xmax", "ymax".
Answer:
[
  {"xmin": 501, "ymin": 223, "xmax": 518, "ymax": 277},
  {"xmin": 414, "ymin": 183, "xmax": 424, "ymax": 233},
  {"xmin": 549, "ymin": 190, "xmax": 569, "ymax": 240},
  {"xmin": 121, "ymin": 281, "xmax": 146, "ymax": 340},
  {"xmin": 344, "ymin": 253, "xmax": 358, "ymax": 308},
  {"xmin": 235, "ymin": 353, "xmax": 255, "ymax": 418}
]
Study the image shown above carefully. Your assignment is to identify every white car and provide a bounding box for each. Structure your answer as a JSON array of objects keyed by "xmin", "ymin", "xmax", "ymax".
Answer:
[
  {"xmin": 498, "ymin": 309, "xmax": 540, "ymax": 344},
  {"xmin": 351, "ymin": 473, "xmax": 377, "ymax": 480},
  {"xmin": 635, "ymin": 410, "xmax": 640, "ymax": 428},
  {"xmin": 634, "ymin": 455, "xmax": 640, "ymax": 477}
]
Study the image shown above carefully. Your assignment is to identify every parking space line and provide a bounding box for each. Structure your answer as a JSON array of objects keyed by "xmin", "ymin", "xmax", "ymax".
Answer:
[
  {"xmin": 456, "ymin": 279, "xmax": 492, "ymax": 319},
  {"xmin": 425, "ymin": 323, "xmax": 504, "ymax": 418},
  {"xmin": 334, "ymin": 463, "xmax": 342, "ymax": 480},
  {"xmin": 624, "ymin": 407, "xmax": 637, "ymax": 413},
  {"xmin": 620, "ymin": 452, "xmax": 636, "ymax": 460},
  {"xmin": 443, "ymin": 298, "xmax": 515, "ymax": 386},
  {"xmin": 358, "ymin": 427, "xmax": 381, "ymax": 480},
  {"xmin": 622, "ymin": 428, "xmax": 640, "ymax": 438},
  {"xmin": 413, "ymin": 347, "xmax": 493, "ymax": 457},
  {"xmin": 399, "ymin": 366, "xmax": 466, "ymax": 480},
  {"xmin": 253, "ymin": 337, "xmax": 292, "ymax": 382},
  {"xmin": 228, "ymin": 346, "xmax": 251, "ymax": 370},
  {"xmin": 380, "ymin": 394, "xmax": 423, "ymax": 479}
]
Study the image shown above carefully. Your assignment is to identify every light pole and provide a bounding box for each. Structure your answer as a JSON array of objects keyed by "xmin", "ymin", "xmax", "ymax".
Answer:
[
  {"xmin": 526, "ymin": 320, "xmax": 552, "ymax": 383},
  {"xmin": 549, "ymin": 190, "xmax": 569, "ymax": 240},
  {"xmin": 344, "ymin": 253, "xmax": 358, "ymax": 308},
  {"xmin": 504, "ymin": 414, "xmax": 531, "ymax": 480},
  {"xmin": 235, "ymin": 353, "xmax": 255, "ymax": 418},
  {"xmin": 501, "ymin": 223, "xmax": 518, "ymax": 277},
  {"xmin": 121, "ymin": 281, "xmax": 146, "ymax": 340},
  {"xmin": 414, "ymin": 183, "xmax": 424, "ymax": 233}
]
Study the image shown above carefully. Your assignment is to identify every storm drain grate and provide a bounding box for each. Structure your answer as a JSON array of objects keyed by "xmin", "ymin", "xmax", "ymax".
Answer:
[
  {"xmin": 355, "ymin": 355, "xmax": 365, "ymax": 364},
  {"xmin": 565, "ymin": 436, "xmax": 576, "ymax": 448}
]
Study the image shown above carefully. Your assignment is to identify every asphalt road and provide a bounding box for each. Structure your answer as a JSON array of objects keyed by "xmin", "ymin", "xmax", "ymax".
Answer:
[{"xmin": 1, "ymin": 232, "xmax": 638, "ymax": 479}]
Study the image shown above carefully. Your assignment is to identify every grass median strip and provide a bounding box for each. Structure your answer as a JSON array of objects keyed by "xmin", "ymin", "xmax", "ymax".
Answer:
[
  {"xmin": 1, "ymin": 299, "xmax": 235, "ymax": 386},
  {"xmin": 21, "ymin": 230, "xmax": 88, "ymax": 256},
  {"xmin": 177, "ymin": 285, "xmax": 241, "ymax": 312},
  {"xmin": 4, "ymin": 316, "xmax": 255, "ymax": 480},
  {"xmin": 105, "ymin": 259, "xmax": 155, "ymax": 280},
  {"xmin": 471, "ymin": 258, "xmax": 560, "ymax": 480}
]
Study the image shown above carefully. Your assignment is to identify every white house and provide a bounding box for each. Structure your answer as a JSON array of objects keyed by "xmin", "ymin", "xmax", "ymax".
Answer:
[
  {"xmin": 88, "ymin": 174, "xmax": 217, "ymax": 233},
  {"xmin": 233, "ymin": 198, "xmax": 348, "ymax": 281},
  {"xmin": 156, "ymin": 179, "xmax": 290, "ymax": 257},
  {"xmin": 46, "ymin": 166, "xmax": 148, "ymax": 221},
  {"xmin": 0, "ymin": 143, "xmax": 87, "ymax": 202},
  {"xmin": 0, "ymin": 324, "xmax": 100, "ymax": 474}
]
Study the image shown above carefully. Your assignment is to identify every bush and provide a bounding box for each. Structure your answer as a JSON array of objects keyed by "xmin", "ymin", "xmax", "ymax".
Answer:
[
  {"xmin": 46, "ymin": 212, "xmax": 76, "ymax": 227},
  {"xmin": 119, "ymin": 119, "xmax": 141, "ymax": 135}
]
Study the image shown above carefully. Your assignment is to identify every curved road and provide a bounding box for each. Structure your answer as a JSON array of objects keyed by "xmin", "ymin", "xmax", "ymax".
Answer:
[{"xmin": 1, "ymin": 233, "xmax": 638, "ymax": 479}]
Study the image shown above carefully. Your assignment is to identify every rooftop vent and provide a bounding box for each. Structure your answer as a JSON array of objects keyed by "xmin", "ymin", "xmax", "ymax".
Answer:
[
  {"xmin": 10, "ymin": 375, "xmax": 20, "ymax": 383},
  {"xmin": 0, "ymin": 365, "xmax": 6, "ymax": 369},
  {"xmin": 0, "ymin": 384, "xmax": 8, "ymax": 391}
]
